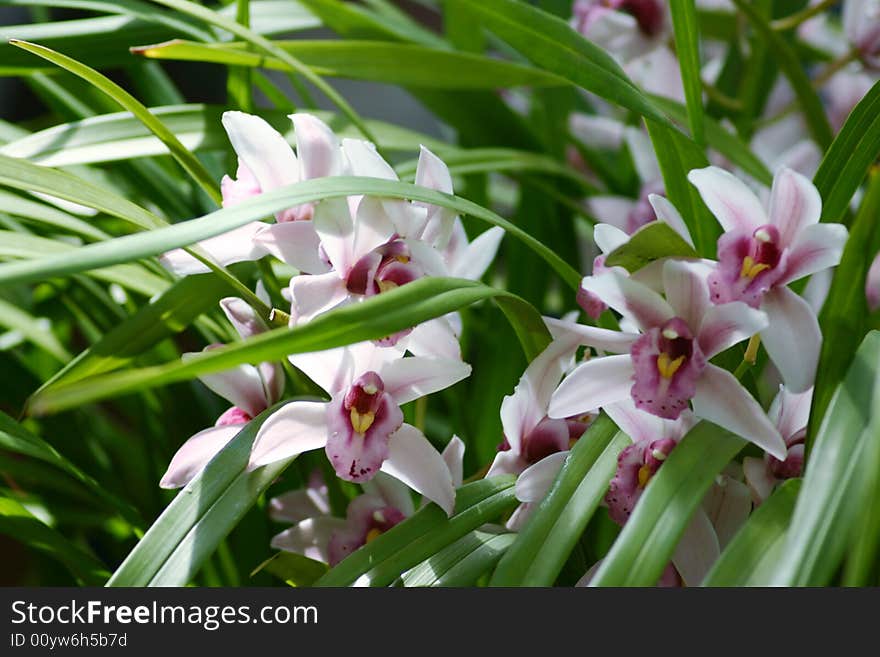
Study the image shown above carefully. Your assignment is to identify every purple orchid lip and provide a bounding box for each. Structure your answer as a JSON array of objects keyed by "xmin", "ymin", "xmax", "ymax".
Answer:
[
  {"xmin": 325, "ymin": 371, "xmax": 404, "ymax": 483},
  {"xmin": 327, "ymin": 495, "xmax": 407, "ymax": 566},
  {"xmin": 618, "ymin": 0, "xmax": 665, "ymax": 36},
  {"xmin": 606, "ymin": 436, "xmax": 678, "ymax": 526},
  {"xmin": 630, "ymin": 317, "xmax": 706, "ymax": 420},
  {"xmin": 709, "ymin": 224, "xmax": 788, "ymax": 308}
]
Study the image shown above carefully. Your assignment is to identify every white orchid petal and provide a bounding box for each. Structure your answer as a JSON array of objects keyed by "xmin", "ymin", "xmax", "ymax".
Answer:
[
  {"xmin": 703, "ymin": 476, "xmax": 752, "ymax": 549},
  {"xmin": 403, "ymin": 319, "xmax": 462, "ymax": 361},
  {"xmin": 768, "ymin": 167, "xmax": 822, "ymax": 246},
  {"xmin": 648, "ymin": 194, "xmax": 694, "ymax": 246},
  {"xmin": 780, "ymin": 222, "xmax": 848, "ymax": 285},
  {"xmin": 271, "ymin": 517, "xmax": 347, "ymax": 564},
  {"xmin": 662, "ymin": 259, "xmax": 712, "ymax": 333},
  {"xmin": 593, "ymin": 223, "xmax": 630, "ymax": 254},
  {"xmin": 160, "ymin": 425, "xmax": 243, "ymax": 489},
  {"xmin": 442, "ymin": 435, "xmax": 466, "ymax": 489},
  {"xmin": 581, "ymin": 270, "xmax": 675, "ymax": 330},
  {"xmin": 184, "ymin": 354, "xmax": 268, "ymax": 417},
  {"xmin": 289, "ymin": 113, "xmax": 344, "ymax": 180},
  {"xmin": 269, "ymin": 488, "xmax": 331, "ymax": 524},
  {"xmin": 586, "ymin": 196, "xmax": 635, "ymax": 232},
  {"xmin": 687, "ymin": 166, "xmax": 767, "ymax": 233},
  {"xmin": 768, "ymin": 385, "xmax": 812, "ymax": 442},
  {"xmin": 548, "ymin": 355, "xmax": 635, "ymax": 420},
  {"xmin": 248, "ymin": 401, "xmax": 328, "ymax": 469},
  {"xmin": 515, "ymin": 451, "xmax": 568, "ymax": 503},
  {"xmin": 222, "ymin": 111, "xmax": 298, "ymax": 192},
  {"xmin": 671, "ymin": 507, "xmax": 719, "ymax": 587},
  {"xmin": 543, "ymin": 317, "xmax": 639, "ymax": 354},
  {"xmin": 352, "ymin": 196, "xmax": 396, "ymax": 263},
  {"xmin": 342, "ymin": 138, "xmax": 398, "ymax": 180},
  {"xmin": 450, "ymin": 227, "xmax": 505, "ymax": 280},
  {"xmin": 253, "ymin": 222, "xmax": 330, "ymax": 274},
  {"xmin": 604, "ymin": 398, "xmax": 667, "ymax": 444},
  {"xmin": 313, "ymin": 196, "xmax": 355, "ymax": 273},
  {"xmin": 289, "ymin": 271, "xmax": 348, "ymax": 324},
  {"xmin": 381, "ymin": 424, "xmax": 455, "ymax": 516},
  {"xmin": 760, "ymin": 286, "xmax": 821, "ymax": 394},
  {"xmin": 692, "ymin": 365, "xmax": 786, "ymax": 460},
  {"xmin": 743, "ymin": 456, "xmax": 777, "ymax": 504},
  {"xmin": 698, "ymin": 301, "xmax": 768, "ymax": 359},
  {"xmin": 380, "ymin": 357, "xmax": 471, "ymax": 406},
  {"xmin": 160, "ymin": 222, "xmax": 267, "ymax": 275}
]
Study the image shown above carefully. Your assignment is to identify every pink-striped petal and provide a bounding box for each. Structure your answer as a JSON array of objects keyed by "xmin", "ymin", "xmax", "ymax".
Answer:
[
  {"xmin": 780, "ymin": 222, "xmax": 848, "ymax": 285},
  {"xmin": 184, "ymin": 355, "xmax": 268, "ymax": 417},
  {"xmin": 581, "ymin": 270, "xmax": 675, "ymax": 330},
  {"xmin": 380, "ymin": 357, "xmax": 472, "ymax": 405},
  {"xmin": 442, "ymin": 436, "xmax": 466, "ymax": 489},
  {"xmin": 760, "ymin": 286, "xmax": 821, "ymax": 393},
  {"xmin": 767, "ymin": 167, "xmax": 822, "ymax": 247},
  {"xmin": 688, "ymin": 166, "xmax": 767, "ymax": 233},
  {"xmin": 548, "ymin": 354, "xmax": 635, "ymax": 420},
  {"xmin": 698, "ymin": 301, "xmax": 768, "ymax": 359},
  {"xmin": 515, "ymin": 451, "xmax": 568, "ymax": 503},
  {"xmin": 671, "ymin": 507, "xmax": 719, "ymax": 587},
  {"xmin": 289, "ymin": 271, "xmax": 348, "ymax": 324},
  {"xmin": 543, "ymin": 316, "xmax": 639, "ymax": 354},
  {"xmin": 604, "ymin": 398, "xmax": 668, "ymax": 444},
  {"xmin": 290, "ymin": 113, "xmax": 343, "ymax": 180},
  {"xmin": 222, "ymin": 111, "xmax": 298, "ymax": 193},
  {"xmin": 662, "ymin": 259, "xmax": 712, "ymax": 333},
  {"xmin": 253, "ymin": 222, "xmax": 330, "ymax": 274},
  {"xmin": 692, "ymin": 365, "xmax": 786, "ymax": 459},
  {"xmin": 313, "ymin": 197, "xmax": 355, "ymax": 273},
  {"xmin": 159, "ymin": 222, "xmax": 267, "ymax": 275},
  {"xmin": 743, "ymin": 456, "xmax": 777, "ymax": 504},
  {"xmin": 219, "ymin": 296, "xmax": 265, "ymax": 340},
  {"xmin": 271, "ymin": 516, "xmax": 346, "ymax": 564}
]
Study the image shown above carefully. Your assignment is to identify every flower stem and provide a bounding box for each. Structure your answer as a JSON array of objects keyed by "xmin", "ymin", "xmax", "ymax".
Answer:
[{"xmin": 771, "ymin": 0, "xmax": 840, "ymax": 32}]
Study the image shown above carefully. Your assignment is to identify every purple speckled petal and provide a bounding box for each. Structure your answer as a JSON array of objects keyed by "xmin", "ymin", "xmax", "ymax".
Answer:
[{"xmin": 708, "ymin": 227, "xmax": 787, "ymax": 308}]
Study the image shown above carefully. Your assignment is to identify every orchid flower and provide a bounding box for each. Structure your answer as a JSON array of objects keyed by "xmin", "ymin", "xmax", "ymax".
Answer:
[
  {"xmin": 844, "ymin": 0, "xmax": 880, "ymax": 68},
  {"xmin": 548, "ymin": 259, "xmax": 787, "ymax": 459},
  {"xmin": 688, "ymin": 166, "xmax": 848, "ymax": 392},
  {"xmin": 247, "ymin": 341, "xmax": 470, "ymax": 515},
  {"xmin": 743, "ymin": 386, "xmax": 811, "ymax": 504},
  {"xmin": 160, "ymin": 295, "xmax": 283, "ymax": 488},
  {"xmin": 570, "ymin": 0, "xmax": 669, "ymax": 64},
  {"xmin": 270, "ymin": 439, "xmax": 464, "ymax": 564},
  {"xmin": 161, "ymin": 112, "xmax": 344, "ymax": 276}
]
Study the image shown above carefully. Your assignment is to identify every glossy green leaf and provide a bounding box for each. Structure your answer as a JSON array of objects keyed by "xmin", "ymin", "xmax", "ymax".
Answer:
[
  {"xmin": 0, "ymin": 176, "xmax": 580, "ymax": 292},
  {"xmin": 449, "ymin": 0, "xmax": 671, "ymax": 127},
  {"xmin": 9, "ymin": 40, "xmax": 222, "ymax": 204},
  {"xmin": 590, "ymin": 423, "xmax": 745, "ymax": 587},
  {"xmin": 401, "ymin": 529, "xmax": 515, "ymax": 587},
  {"xmin": 28, "ymin": 278, "xmax": 550, "ymax": 414},
  {"xmin": 0, "ymin": 105, "xmax": 449, "ymax": 168},
  {"xmin": 669, "ymin": 0, "xmax": 705, "ymax": 145},
  {"xmin": 813, "ymin": 78, "xmax": 880, "ymax": 225},
  {"xmin": 260, "ymin": 551, "xmax": 328, "ymax": 587},
  {"xmin": 490, "ymin": 415, "xmax": 628, "ymax": 586},
  {"xmin": 702, "ymin": 479, "xmax": 801, "ymax": 586},
  {"xmin": 315, "ymin": 476, "xmax": 518, "ymax": 587},
  {"xmin": 771, "ymin": 331, "xmax": 880, "ymax": 586},
  {"xmin": 133, "ymin": 39, "xmax": 568, "ymax": 90},
  {"xmin": 106, "ymin": 403, "xmax": 292, "ymax": 586},
  {"xmin": 0, "ymin": 189, "xmax": 109, "ymax": 241},
  {"xmin": 603, "ymin": 221, "xmax": 700, "ymax": 272},
  {"xmin": 297, "ymin": 0, "xmax": 445, "ymax": 47},
  {"xmin": 0, "ymin": 495, "xmax": 109, "ymax": 584}
]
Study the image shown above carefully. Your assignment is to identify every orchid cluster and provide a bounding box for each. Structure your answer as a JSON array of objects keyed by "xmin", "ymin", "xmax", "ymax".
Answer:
[{"xmin": 5, "ymin": 0, "xmax": 880, "ymax": 591}]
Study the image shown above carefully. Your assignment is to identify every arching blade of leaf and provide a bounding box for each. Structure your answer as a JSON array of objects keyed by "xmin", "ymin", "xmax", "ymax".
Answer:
[
  {"xmin": 590, "ymin": 423, "xmax": 745, "ymax": 587},
  {"xmin": 314, "ymin": 476, "xmax": 518, "ymax": 587},
  {"xmin": 669, "ymin": 0, "xmax": 705, "ymax": 145},
  {"xmin": 401, "ymin": 529, "xmax": 515, "ymax": 587},
  {"xmin": 0, "ymin": 153, "xmax": 163, "ymax": 230},
  {"xmin": 813, "ymin": 78, "xmax": 880, "ymax": 226},
  {"xmin": 702, "ymin": 479, "xmax": 801, "ymax": 586},
  {"xmin": 604, "ymin": 221, "xmax": 699, "ymax": 272},
  {"xmin": 106, "ymin": 403, "xmax": 291, "ymax": 586},
  {"xmin": 27, "ymin": 278, "xmax": 551, "ymax": 414},
  {"xmin": 490, "ymin": 416, "xmax": 628, "ymax": 586},
  {"xmin": 771, "ymin": 331, "xmax": 880, "ymax": 586},
  {"xmin": 0, "ymin": 189, "xmax": 109, "ymax": 241},
  {"xmin": 132, "ymin": 39, "xmax": 569, "ymax": 90},
  {"xmin": 0, "ymin": 105, "xmax": 449, "ymax": 168},
  {"xmin": 448, "ymin": 0, "xmax": 671, "ymax": 127},
  {"xmin": 0, "ymin": 176, "xmax": 581, "ymax": 292},
  {"xmin": 0, "ymin": 495, "xmax": 110, "ymax": 585},
  {"xmin": 0, "ymin": 298, "xmax": 71, "ymax": 363}
]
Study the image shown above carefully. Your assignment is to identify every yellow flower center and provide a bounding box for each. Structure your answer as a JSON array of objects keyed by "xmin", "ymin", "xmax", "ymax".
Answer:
[
  {"xmin": 365, "ymin": 528, "xmax": 383, "ymax": 543},
  {"xmin": 637, "ymin": 464, "xmax": 652, "ymax": 488},
  {"xmin": 656, "ymin": 352, "xmax": 685, "ymax": 379},
  {"xmin": 740, "ymin": 255, "xmax": 771, "ymax": 280},
  {"xmin": 377, "ymin": 279, "xmax": 399, "ymax": 293},
  {"xmin": 350, "ymin": 408, "xmax": 376, "ymax": 434}
]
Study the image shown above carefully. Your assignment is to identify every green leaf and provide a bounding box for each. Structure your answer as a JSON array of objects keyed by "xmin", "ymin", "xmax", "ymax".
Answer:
[
  {"xmin": 490, "ymin": 415, "xmax": 628, "ymax": 586},
  {"xmin": 669, "ymin": 0, "xmax": 705, "ymax": 145},
  {"xmin": 731, "ymin": 0, "xmax": 833, "ymax": 149},
  {"xmin": 28, "ymin": 278, "xmax": 550, "ymax": 414},
  {"xmin": 106, "ymin": 403, "xmax": 291, "ymax": 586},
  {"xmin": 702, "ymin": 479, "xmax": 801, "ymax": 586},
  {"xmin": 0, "ymin": 297, "xmax": 70, "ymax": 362},
  {"xmin": 0, "ymin": 494, "xmax": 109, "ymax": 585},
  {"xmin": 37, "ymin": 273, "xmax": 230, "ymax": 391},
  {"xmin": 810, "ymin": 171, "xmax": 880, "ymax": 445},
  {"xmin": 603, "ymin": 221, "xmax": 700, "ymax": 272},
  {"xmin": 9, "ymin": 40, "xmax": 222, "ymax": 204},
  {"xmin": 650, "ymin": 95, "xmax": 772, "ymax": 186},
  {"xmin": 450, "ymin": 0, "xmax": 671, "ymax": 127},
  {"xmin": 401, "ymin": 529, "xmax": 515, "ymax": 587},
  {"xmin": 315, "ymin": 476, "xmax": 518, "ymax": 587},
  {"xmin": 0, "ymin": 231, "xmax": 169, "ymax": 297},
  {"xmin": 297, "ymin": 0, "xmax": 445, "ymax": 47},
  {"xmin": 0, "ymin": 412, "xmax": 140, "ymax": 524},
  {"xmin": 771, "ymin": 331, "xmax": 880, "ymax": 586},
  {"xmin": 257, "ymin": 551, "xmax": 328, "ymax": 587},
  {"xmin": 590, "ymin": 423, "xmax": 745, "ymax": 587},
  {"xmin": 0, "ymin": 176, "xmax": 581, "ymax": 293},
  {"xmin": 0, "ymin": 105, "xmax": 449, "ymax": 167},
  {"xmin": 0, "ymin": 153, "xmax": 163, "ymax": 230},
  {"xmin": 0, "ymin": 189, "xmax": 109, "ymax": 241},
  {"xmin": 133, "ymin": 39, "xmax": 568, "ymax": 90},
  {"xmin": 644, "ymin": 119, "xmax": 719, "ymax": 257},
  {"xmin": 813, "ymin": 78, "xmax": 880, "ymax": 225}
]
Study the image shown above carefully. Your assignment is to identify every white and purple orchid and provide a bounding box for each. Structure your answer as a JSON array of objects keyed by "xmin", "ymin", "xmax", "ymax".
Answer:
[
  {"xmin": 160, "ymin": 295, "xmax": 283, "ymax": 488},
  {"xmin": 844, "ymin": 0, "xmax": 880, "ymax": 68},
  {"xmin": 547, "ymin": 259, "xmax": 787, "ymax": 459},
  {"xmin": 688, "ymin": 166, "xmax": 848, "ymax": 392},
  {"xmin": 571, "ymin": 0, "xmax": 669, "ymax": 64},
  {"xmin": 247, "ymin": 341, "xmax": 469, "ymax": 515}
]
